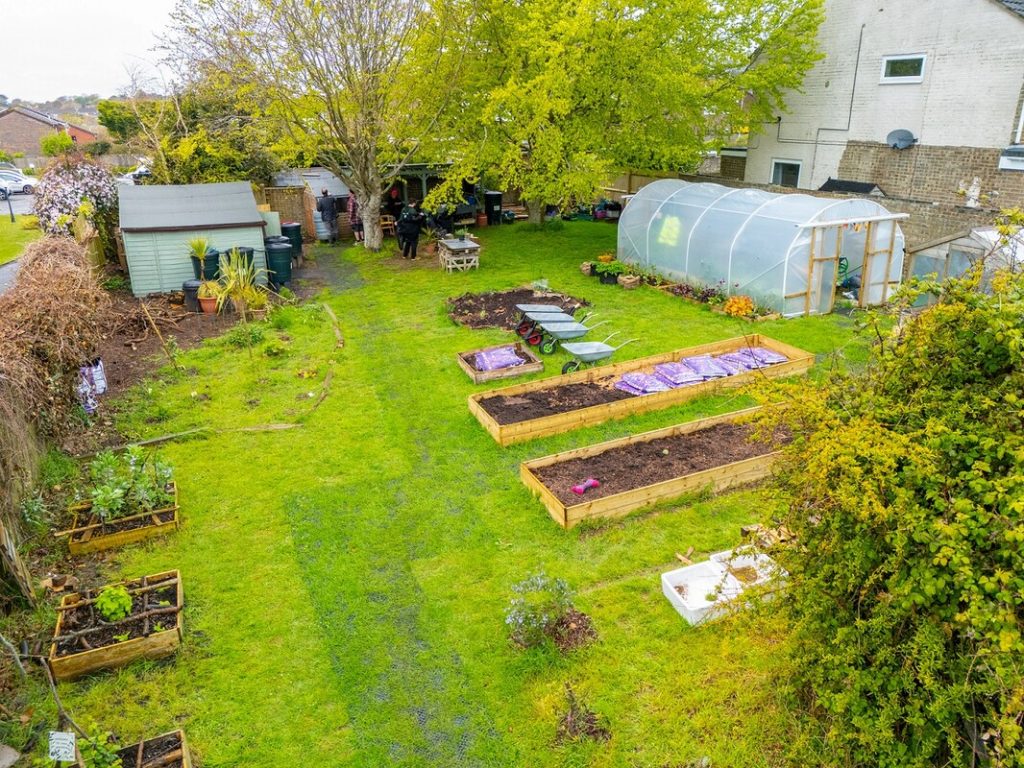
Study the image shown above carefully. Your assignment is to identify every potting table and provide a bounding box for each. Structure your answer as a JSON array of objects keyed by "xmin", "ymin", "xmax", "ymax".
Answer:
[{"xmin": 438, "ymin": 238, "xmax": 481, "ymax": 272}]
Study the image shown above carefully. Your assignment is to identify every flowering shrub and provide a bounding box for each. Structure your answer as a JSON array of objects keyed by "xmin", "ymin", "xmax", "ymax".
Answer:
[
  {"xmin": 33, "ymin": 156, "xmax": 118, "ymax": 249},
  {"xmin": 504, "ymin": 572, "xmax": 575, "ymax": 648},
  {"xmin": 722, "ymin": 295, "xmax": 755, "ymax": 317}
]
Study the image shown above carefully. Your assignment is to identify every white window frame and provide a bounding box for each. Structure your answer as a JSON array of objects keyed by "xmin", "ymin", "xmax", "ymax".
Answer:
[
  {"xmin": 771, "ymin": 159, "xmax": 802, "ymax": 188},
  {"xmin": 880, "ymin": 54, "xmax": 926, "ymax": 84}
]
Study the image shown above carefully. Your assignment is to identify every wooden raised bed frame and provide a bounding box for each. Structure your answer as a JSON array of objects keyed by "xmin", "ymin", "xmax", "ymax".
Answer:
[
  {"xmin": 469, "ymin": 334, "xmax": 812, "ymax": 446},
  {"xmin": 457, "ymin": 342, "xmax": 544, "ymax": 384},
  {"xmin": 48, "ymin": 570, "xmax": 183, "ymax": 681},
  {"xmin": 521, "ymin": 407, "xmax": 778, "ymax": 528},
  {"xmin": 120, "ymin": 729, "xmax": 193, "ymax": 768},
  {"xmin": 65, "ymin": 483, "xmax": 179, "ymax": 555}
]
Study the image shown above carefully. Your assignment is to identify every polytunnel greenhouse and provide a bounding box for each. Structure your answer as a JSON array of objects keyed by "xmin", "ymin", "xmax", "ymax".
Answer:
[{"xmin": 618, "ymin": 180, "xmax": 907, "ymax": 317}]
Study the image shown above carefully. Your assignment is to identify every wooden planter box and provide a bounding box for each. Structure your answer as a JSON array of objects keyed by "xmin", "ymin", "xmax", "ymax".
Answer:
[
  {"xmin": 65, "ymin": 483, "xmax": 179, "ymax": 555},
  {"xmin": 457, "ymin": 342, "xmax": 544, "ymax": 384},
  {"xmin": 469, "ymin": 334, "xmax": 812, "ymax": 446},
  {"xmin": 520, "ymin": 407, "xmax": 779, "ymax": 528},
  {"xmin": 118, "ymin": 730, "xmax": 193, "ymax": 768},
  {"xmin": 48, "ymin": 570, "xmax": 183, "ymax": 681}
]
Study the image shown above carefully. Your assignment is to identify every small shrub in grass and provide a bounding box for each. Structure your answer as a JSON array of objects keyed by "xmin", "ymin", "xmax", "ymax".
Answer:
[
  {"xmin": 225, "ymin": 323, "xmax": 266, "ymax": 348},
  {"xmin": 505, "ymin": 573, "xmax": 595, "ymax": 650}
]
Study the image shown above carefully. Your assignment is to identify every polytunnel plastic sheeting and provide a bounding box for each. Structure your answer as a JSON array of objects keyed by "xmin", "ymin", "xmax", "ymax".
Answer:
[{"xmin": 617, "ymin": 180, "xmax": 906, "ymax": 316}]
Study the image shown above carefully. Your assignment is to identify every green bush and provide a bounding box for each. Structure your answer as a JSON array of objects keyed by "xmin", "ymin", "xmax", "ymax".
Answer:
[
  {"xmin": 39, "ymin": 132, "xmax": 74, "ymax": 157},
  {"xmin": 95, "ymin": 584, "xmax": 133, "ymax": 622},
  {"xmin": 504, "ymin": 572, "xmax": 575, "ymax": 648},
  {"xmin": 757, "ymin": 256, "xmax": 1024, "ymax": 766},
  {"xmin": 87, "ymin": 447, "xmax": 174, "ymax": 522}
]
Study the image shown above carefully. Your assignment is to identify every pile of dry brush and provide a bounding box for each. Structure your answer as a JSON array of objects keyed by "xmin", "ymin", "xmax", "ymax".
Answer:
[{"xmin": 0, "ymin": 237, "xmax": 109, "ymax": 545}]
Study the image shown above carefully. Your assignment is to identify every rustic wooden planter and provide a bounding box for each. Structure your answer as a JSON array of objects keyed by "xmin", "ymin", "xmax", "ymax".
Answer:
[
  {"xmin": 48, "ymin": 570, "xmax": 183, "ymax": 681},
  {"xmin": 65, "ymin": 483, "xmax": 179, "ymax": 555},
  {"xmin": 469, "ymin": 334, "xmax": 812, "ymax": 446},
  {"xmin": 457, "ymin": 342, "xmax": 544, "ymax": 384},
  {"xmin": 521, "ymin": 407, "xmax": 778, "ymax": 528},
  {"xmin": 617, "ymin": 274, "xmax": 641, "ymax": 290},
  {"xmin": 118, "ymin": 730, "xmax": 193, "ymax": 768}
]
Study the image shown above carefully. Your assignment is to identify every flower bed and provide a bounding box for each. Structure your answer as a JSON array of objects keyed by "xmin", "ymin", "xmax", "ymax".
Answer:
[
  {"xmin": 59, "ymin": 448, "xmax": 179, "ymax": 555},
  {"xmin": 470, "ymin": 334, "xmax": 812, "ymax": 446},
  {"xmin": 520, "ymin": 407, "xmax": 785, "ymax": 527},
  {"xmin": 48, "ymin": 570, "xmax": 183, "ymax": 681},
  {"xmin": 117, "ymin": 730, "xmax": 193, "ymax": 768}
]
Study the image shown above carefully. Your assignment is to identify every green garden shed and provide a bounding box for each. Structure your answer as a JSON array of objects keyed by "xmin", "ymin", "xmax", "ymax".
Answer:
[{"xmin": 119, "ymin": 181, "xmax": 267, "ymax": 296}]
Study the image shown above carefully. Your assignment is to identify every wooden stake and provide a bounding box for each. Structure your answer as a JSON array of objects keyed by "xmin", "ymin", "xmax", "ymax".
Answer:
[
  {"xmin": 140, "ymin": 301, "xmax": 182, "ymax": 372},
  {"xmin": 321, "ymin": 303, "xmax": 345, "ymax": 348}
]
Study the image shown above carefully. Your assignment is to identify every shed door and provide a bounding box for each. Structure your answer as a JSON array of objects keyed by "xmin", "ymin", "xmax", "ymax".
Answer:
[{"xmin": 807, "ymin": 226, "xmax": 839, "ymax": 316}]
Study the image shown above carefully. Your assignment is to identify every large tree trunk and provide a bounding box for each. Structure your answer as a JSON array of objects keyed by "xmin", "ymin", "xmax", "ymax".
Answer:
[
  {"xmin": 361, "ymin": 190, "xmax": 384, "ymax": 251},
  {"xmin": 525, "ymin": 199, "xmax": 544, "ymax": 225}
]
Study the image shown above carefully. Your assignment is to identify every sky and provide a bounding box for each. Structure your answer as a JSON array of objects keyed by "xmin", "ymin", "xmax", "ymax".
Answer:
[{"xmin": 2, "ymin": 0, "xmax": 178, "ymax": 102}]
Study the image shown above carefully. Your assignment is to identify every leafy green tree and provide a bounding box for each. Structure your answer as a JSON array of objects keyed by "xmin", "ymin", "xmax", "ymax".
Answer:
[
  {"xmin": 40, "ymin": 132, "xmax": 75, "ymax": 157},
  {"xmin": 427, "ymin": 0, "xmax": 823, "ymax": 222},
  {"xmin": 97, "ymin": 99, "xmax": 144, "ymax": 143},
  {"xmin": 755, "ymin": 214, "xmax": 1024, "ymax": 767},
  {"xmin": 165, "ymin": 0, "xmax": 468, "ymax": 251}
]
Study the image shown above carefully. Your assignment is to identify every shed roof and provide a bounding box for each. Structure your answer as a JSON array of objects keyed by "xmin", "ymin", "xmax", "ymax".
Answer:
[
  {"xmin": 119, "ymin": 182, "xmax": 265, "ymax": 233},
  {"xmin": 818, "ymin": 178, "xmax": 886, "ymax": 196},
  {"xmin": 273, "ymin": 167, "xmax": 350, "ymax": 197},
  {"xmin": 997, "ymin": 0, "xmax": 1024, "ymax": 17}
]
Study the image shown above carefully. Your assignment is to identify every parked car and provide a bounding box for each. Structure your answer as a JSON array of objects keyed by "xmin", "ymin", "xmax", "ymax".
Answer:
[
  {"xmin": 0, "ymin": 170, "xmax": 38, "ymax": 194},
  {"xmin": 117, "ymin": 165, "xmax": 152, "ymax": 185},
  {"xmin": 0, "ymin": 179, "xmax": 11, "ymax": 201}
]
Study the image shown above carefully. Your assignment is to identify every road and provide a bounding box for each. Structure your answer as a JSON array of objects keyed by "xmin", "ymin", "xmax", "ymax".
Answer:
[{"xmin": 3, "ymin": 192, "xmax": 34, "ymax": 216}]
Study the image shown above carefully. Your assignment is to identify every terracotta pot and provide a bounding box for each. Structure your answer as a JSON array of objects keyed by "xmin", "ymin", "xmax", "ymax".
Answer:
[
  {"xmin": 198, "ymin": 296, "xmax": 218, "ymax": 314},
  {"xmin": 475, "ymin": 212, "xmax": 488, "ymax": 227}
]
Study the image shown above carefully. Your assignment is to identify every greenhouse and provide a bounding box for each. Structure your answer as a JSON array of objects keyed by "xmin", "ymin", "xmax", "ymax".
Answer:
[{"xmin": 618, "ymin": 180, "xmax": 908, "ymax": 316}]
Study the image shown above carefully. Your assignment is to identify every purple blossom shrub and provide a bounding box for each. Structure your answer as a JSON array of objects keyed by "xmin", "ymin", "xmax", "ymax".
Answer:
[{"xmin": 34, "ymin": 156, "xmax": 118, "ymax": 237}]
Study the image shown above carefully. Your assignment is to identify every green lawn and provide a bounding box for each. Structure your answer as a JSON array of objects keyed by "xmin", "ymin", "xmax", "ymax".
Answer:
[
  {"xmin": 22, "ymin": 222, "xmax": 867, "ymax": 765},
  {"xmin": 0, "ymin": 215, "xmax": 41, "ymax": 266}
]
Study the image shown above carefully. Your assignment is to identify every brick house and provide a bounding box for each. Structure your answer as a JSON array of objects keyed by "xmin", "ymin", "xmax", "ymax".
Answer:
[
  {"xmin": 0, "ymin": 106, "xmax": 98, "ymax": 156},
  {"xmin": 743, "ymin": 0, "xmax": 1024, "ymax": 244}
]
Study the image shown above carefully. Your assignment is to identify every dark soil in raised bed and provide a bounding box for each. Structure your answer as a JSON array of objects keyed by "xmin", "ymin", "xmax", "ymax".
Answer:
[
  {"xmin": 70, "ymin": 507, "xmax": 176, "ymax": 543},
  {"xmin": 448, "ymin": 288, "xmax": 588, "ymax": 330},
  {"xmin": 533, "ymin": 422, "xmax": 789, "ymax": 506},
  {"xmin": 117, "ymin": 732, "xmax": 185, "ymax": 767},
  {"xmin": 53, "ymin": 573, "xmax": 179, "ymax": 658},
  {"xmin": 480, "ymin": 380, "xmax": 633, "ymax": 424}
]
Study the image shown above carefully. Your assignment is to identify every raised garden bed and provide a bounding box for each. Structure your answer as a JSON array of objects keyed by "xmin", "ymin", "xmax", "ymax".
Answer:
[
  {"xmin": 117, "ymin": 730, "xmax": 193, "ymax": 768},
  {"xmin": 448, "ymin": 288, "xmax": 588, "ymax": 330},
  {"xmin": 64, "ymin": 483, "xmax": 179, "ymax": 555},
  {"xmin": 470, "ymin": 334, "xmax": 812, "ymax": 446},
  {"xmin": 48, "ymin": 570, "xmax": 183, "ymax": 681},
  {"xmin": 457, "ymin": 342, "xmax": 544, "ymax": 384},
  {"xmin": 520, "ymin": 407, "xmax": 785, "ymax": 528}
]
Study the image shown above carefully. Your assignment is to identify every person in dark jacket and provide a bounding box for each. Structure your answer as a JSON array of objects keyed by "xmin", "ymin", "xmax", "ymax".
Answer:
[
  {"xmin": 316, "ymin": 188, "xmax": 339, "ymax": 244},
  {"xmin": 396, "ymin": 200, "xmax": 426, "ymax": 259}
]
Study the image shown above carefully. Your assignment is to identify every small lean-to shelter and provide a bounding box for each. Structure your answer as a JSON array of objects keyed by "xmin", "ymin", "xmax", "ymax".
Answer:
[
  {"xmin": 907, "ymin": 226, "xmax": 1023, "ymax": 299},
  {"xmin": 618, "ymin": 180, "xmax": 908, "ymax": 316},
  {"xmin": 119, "ymin": 182, "xmax": 267, "ymax": 297}
]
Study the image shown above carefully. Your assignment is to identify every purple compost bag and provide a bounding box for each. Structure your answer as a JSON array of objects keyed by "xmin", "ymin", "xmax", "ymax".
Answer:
[
  {"xmin": 474, "ymin": 345, "xmax": 525, "ymax": 371},
  {"xmin": 712, "ymin": 356, "xmax": 747, "ymax": 376},
  {"xmin": 716, "ymin": 352, "xmax": 757, "ymax": 372},
  {"xmin": 740, "ymin": 346, "xmax": 788, "ymax": 365},
  {"xmin": 654, "ymin": 362, "xmax": 704, "ymax": 387},
  {"xmin": 617, "ymin": 372, "xmax": 672, "ymax": 394},
  {"xmin": 614, "ymin": 380, "xmax": 644, "ymax": 396},
  {"xmin": 680, "ymin": 355, "xmax": 731, "ymax": 379}
]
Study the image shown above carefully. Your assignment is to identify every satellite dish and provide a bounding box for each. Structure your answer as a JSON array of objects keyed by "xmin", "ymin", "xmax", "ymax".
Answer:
[{"xmin": 886, "ymin": 129, "xmax": 918, "ymax": 150}]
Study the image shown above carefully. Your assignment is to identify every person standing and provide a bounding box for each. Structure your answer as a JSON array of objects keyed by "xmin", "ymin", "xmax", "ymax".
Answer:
[
  {"xmin": 316, "ymin": 188, "xmax": 339, "ymax": 244},
  {"xmin": 397, "ymin": 200, "xmax": 425, "ymax": 260},
  {"xmin": 347, "ymin": 194, "xmax": 363, "ymax": 244}
]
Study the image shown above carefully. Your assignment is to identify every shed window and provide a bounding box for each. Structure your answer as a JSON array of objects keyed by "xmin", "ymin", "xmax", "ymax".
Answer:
[
  {"xmin": 881, "ymin": 55, "xmax": 925, "ymax": 84},
  {"xmin": 771, "ymin": 160, "xmax": 801, "ymax": 188}
]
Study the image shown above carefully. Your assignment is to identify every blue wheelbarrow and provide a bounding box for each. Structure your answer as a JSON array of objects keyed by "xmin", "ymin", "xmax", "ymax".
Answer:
[
  {"xmin": 533, "ymin": 318, "xmax": 609, "ymax": 355},
  {"xmin": 559, "ymin": 335, "xmax": 639, "ymax": 374}
]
